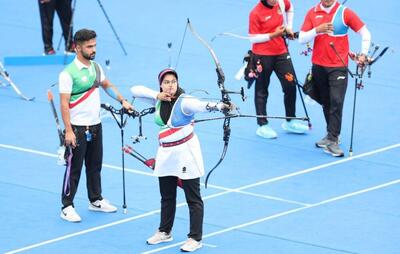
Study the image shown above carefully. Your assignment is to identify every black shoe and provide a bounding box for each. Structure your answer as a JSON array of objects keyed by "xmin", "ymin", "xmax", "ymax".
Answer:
[
  {"xmin": 44, "ymin": 48, "xmax": 56, "ymax": 55},
  {"xmin": 65, "ymin": 43, "xmax": 75, "ymax": 54}
]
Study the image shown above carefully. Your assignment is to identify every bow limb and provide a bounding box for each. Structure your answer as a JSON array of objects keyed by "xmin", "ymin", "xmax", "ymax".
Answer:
[
  {"xmin": 187, "ymin": 19, "xmax": 222, "ymax": 70},
  {"xmin": 204, "ymin": 135, "xmax": 229, "ymax": 187},
  {"xmin": 211, "ymin": 32, "xmax": 254, "ymax": 42},
  {"xmin": 187, "ymin": 19, "xmax": 226, "ymax": 90},
  {"xmin": 187, "ymin": 18, "xmax": 231, "ymax": 188}
]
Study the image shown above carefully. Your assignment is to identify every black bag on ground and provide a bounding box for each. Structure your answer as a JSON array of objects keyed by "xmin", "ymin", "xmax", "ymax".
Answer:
[{"xmin": 302, "ymin": 72, "xmax": 322, "ymax": 104}]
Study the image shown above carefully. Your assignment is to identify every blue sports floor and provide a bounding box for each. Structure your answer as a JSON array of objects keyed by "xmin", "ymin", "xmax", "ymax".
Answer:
[{"xmin": 1, "ymin": 0, "xmax": 399, "ymax": 253}]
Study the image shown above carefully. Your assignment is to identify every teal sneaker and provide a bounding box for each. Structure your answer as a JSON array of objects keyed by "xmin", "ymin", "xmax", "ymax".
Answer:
[
  {"xmin": 282, "ymin": 120, "xmax": 309, "ymax": 134},
  {"xmin": 256, "ymin": 124, "xmax": 277, "ymax": 139}
]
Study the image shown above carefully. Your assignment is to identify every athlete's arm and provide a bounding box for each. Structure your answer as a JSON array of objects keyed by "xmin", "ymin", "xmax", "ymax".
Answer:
[
  {"xmin": 358, "ymin": 26, "xmax": 371, "ymax": 55},
  {"xmin": 181, "ymin": 97, "xmax": 231, "ymax": 115},
  {"xmin": 248, "ymin": 7, "xmax": 284, "ymax": 43},
  {"xmin": 286, "ymin": 3, "xmax": 294, "ymax": 31},
  {"xmin": 58, "ymin": 71, "xmax": 76, "ymax": 147},
  {"xmin": 102, "ymin": 79, "xmax": 133, "ymax": 110},
  {"xmin": 130, "ymin": 85, "xmax": 159, "ymax": 105},
  {"xmin": 298, "ymin": 28, "xmax": 316, "ymax": 44},
  {"xmin": 60, "ymin": 92, "xmax": 76, "ymax": 148}
]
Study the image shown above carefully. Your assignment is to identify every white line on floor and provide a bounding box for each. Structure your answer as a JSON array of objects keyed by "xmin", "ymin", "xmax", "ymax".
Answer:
[{"xmin": 2, "ymin": 143, "xmax": 399, "ymax": 254}]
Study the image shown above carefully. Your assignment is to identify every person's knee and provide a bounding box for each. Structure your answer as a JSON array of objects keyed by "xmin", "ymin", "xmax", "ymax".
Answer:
[
  {"xmin": 330, "ymin": 93, "xmax": 345, "ymax": 108},
  {"xmin": 282, "ymin": 83, "xmax": 296, "ymax": 95}
]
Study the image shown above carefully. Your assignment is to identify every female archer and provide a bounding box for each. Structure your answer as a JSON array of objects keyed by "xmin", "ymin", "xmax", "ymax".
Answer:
[{"xmin": 130, "ymin": 68, "xmax": 232, "ymax": 252}]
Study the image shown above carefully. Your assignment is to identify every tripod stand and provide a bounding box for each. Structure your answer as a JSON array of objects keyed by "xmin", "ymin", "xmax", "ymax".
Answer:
[
  {"xmin": 330, "ymin": 42, "xmax": 389, "ymax": 156},
  {"xmin": 101, "ymin": 103, "xmax": 135, "ymax": 213},
  {"xmin": 101, "ymin": 103, "xmax": 157, "ymax": 213},
  {"xmin": 95, "ymin": 0, "xmax": 127, "ymax": 55},
  {"xmin": 57, "ymin": 0, "xmax": 127, "ymax": 56}
]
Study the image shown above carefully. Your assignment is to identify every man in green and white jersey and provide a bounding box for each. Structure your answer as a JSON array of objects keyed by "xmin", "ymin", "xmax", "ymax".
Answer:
[{"xmin": 59, "ymin": 29, "xmax": 133, "ymax": 222}]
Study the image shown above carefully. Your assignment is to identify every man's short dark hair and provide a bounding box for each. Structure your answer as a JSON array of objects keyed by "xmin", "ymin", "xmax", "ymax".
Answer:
[{"xmin": 73, "ymin": 29, "xmax": 97, "ymax": 44}]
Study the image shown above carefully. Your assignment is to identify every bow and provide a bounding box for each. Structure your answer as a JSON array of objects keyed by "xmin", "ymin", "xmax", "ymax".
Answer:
[
  {"xmin": 194, "ymin": 114, "xmax": 308, "ymax": 123},
  {"xmin": 186, "ymin": 19, "xmax": 245, "ymax": 188},
  {"xmin": 0, "ymin": 61, "xmax": 35, "ymax": 101},
  {"xmin": 211, "ymin": 32, "xmax": 255, "ymax": 42},
  {"xmin": 211, "ymin": 31, "xmax": 300, "ymax": 42}
]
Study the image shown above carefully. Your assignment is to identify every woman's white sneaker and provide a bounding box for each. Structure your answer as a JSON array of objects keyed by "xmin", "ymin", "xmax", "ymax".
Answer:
[
  {"xmin": 146, "ymin": 231, "xmax": 173, "ymax": 245},
  {"xmin": 60, "ymin": 205, "xmax": 81, "ymax": 222},
  {"xmin": 89, "ymin": 199, "xmax": 117, "ymax": 213},
  {"xmin": 180, "ymin": 238, "xmax": 202, "ymax": 252}
]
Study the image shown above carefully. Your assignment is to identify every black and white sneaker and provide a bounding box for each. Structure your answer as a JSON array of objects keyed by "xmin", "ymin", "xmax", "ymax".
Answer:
[
  {"xmin": 60, "ymin": 205, "xmax": 81, "ymax": 222},
  {"xmin": 89, "ymin": 199, "xmax": 117, "ymax": 213}
]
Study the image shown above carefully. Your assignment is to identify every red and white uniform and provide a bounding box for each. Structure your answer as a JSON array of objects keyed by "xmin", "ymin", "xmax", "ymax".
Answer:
[
  {"xmin": 249, "ymin": 0, "xmax": 292, "ymax": 56},
  {"xmin": 300, "ymin": 1, "xmax": 365, "ymax": 67}
]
